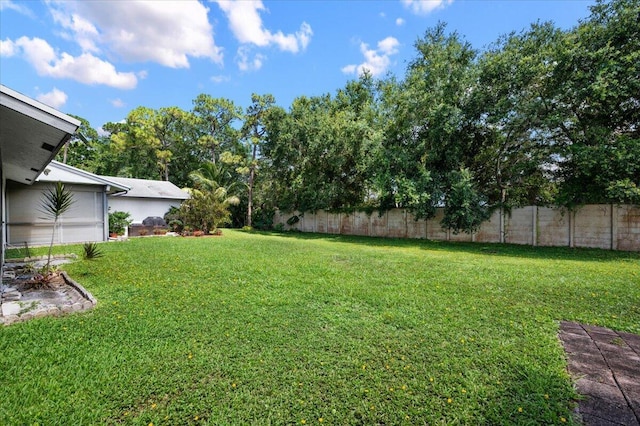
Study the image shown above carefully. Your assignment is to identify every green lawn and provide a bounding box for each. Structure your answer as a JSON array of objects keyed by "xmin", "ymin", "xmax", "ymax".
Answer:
[{"xmin": 1, "ymin": 231, "xmax": 639, "ymax": 425}]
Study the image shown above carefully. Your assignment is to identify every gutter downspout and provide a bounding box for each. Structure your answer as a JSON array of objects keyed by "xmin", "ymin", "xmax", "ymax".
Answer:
[{"xmin": 103, "ymin": 188, "xmax": 109, "ymax": 241}]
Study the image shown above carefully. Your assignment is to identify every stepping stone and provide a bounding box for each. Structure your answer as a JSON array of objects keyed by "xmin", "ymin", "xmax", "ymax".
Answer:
[{"xmin": 1, "ymin": 302, "xmax": 22, "ymax": 316}]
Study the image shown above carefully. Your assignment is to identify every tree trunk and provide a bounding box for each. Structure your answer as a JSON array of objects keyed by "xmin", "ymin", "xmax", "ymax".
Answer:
[
  {"xmin": 62, "ymin": 142, "xmax": 68, "ymax": 164},
  {"xmin": 247, "ymin": 143, "xmax": 258, "ymax": 227},
  {"xmin": 247, "ymin": 167, "xmax": 254, "ymax": 227}
]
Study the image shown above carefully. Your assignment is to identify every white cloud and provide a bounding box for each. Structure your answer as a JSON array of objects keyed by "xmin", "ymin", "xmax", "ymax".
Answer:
[
  {"xmin": 0, "ymin": 0, "xmax": 35, "ymax": 18},
  {"xmin": 236, "ymin": 46, "xmax": 265, "ymax": 72},
  {"xmin": 0, "ymin": 38, "xmax": 18, "ymax": 57},
  {"xmin": 97, "ymin": 126, "xmax": 110, "ymax": 137},
  {"xmin": 36, "ymin": 87, "xmax": 68, "ymax": 109},
  {"xmin": 47, "ymin": 1, "xmax": 222, "ymax": 68},
  {"xmin": 50, "ymin": 8, "xmax": 100, "ymax": 53},
  {"xmin": 7, "ymin": 36, "xmax": 138, "ymax": 89},
  {"xmin": 211, "ymin": 75, "xmax": 231, "ymax": 83},
  {"xmin": 396, "ymin": 17, "xmax": 405, "ymax": 26},
  {"xmin": 378, "ymin": 37, "xmax": 400, "ymax": 54},
  {"xmin": 216, "ymin": 0, "xmax": 312, "ymax": 53},
  {"xmin": 110, "ymin": 98, "xmax": 125, "ymax": 108},
  {"xmin": 341, "ymin": 64, "xmax": 357, "ymax": 74},
  {"xmin": 401, "ymin": 0, "xmax": 453, "ymax": 15},
  {"xmin": 342, "ymin": 37, "xmax": 400, "ymax": 77}
]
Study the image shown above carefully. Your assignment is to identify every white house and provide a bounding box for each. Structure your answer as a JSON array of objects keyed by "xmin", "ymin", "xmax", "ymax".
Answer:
[
  {"xmin": 103, "ymin": 176, "xmax": 189, "ymax": 224},
  {"xmin": 5, "ymin": 161, "xmax": 129, "ymax": 246},
  {"xmin": 1, "ymin": 85, "xmax": 79, "ymax": 265}
]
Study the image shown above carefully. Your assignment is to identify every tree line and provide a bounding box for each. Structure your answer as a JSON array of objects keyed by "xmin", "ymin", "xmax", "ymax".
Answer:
[{"xmin": 60, "ymin": 0, "xmax": 639, "ymax": 233}]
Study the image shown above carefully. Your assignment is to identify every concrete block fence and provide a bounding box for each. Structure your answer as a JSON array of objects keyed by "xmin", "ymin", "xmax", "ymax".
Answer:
[{"xmin": 274, "ymin": 205, "xmax": 640, "ymax": 251}]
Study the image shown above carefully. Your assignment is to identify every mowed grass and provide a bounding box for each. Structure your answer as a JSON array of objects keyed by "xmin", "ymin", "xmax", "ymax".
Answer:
[{"xmin": 1, "ymin": 231, "xmax": 639, "ymax": 425}]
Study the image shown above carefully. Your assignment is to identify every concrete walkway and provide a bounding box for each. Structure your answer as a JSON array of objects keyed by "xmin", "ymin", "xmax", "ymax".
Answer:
[{"xmin": 559, "ymin": 321, "xmax": 640, "ymax": 426}]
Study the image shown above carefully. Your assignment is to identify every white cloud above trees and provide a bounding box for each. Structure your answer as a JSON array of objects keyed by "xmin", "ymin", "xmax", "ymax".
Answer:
[
  {"xmin": 2, "ymin": 0, "xmax": 313, "ymax": 86},
  {"xmin": 341, "ymin": 36, "xmax": 400, "ymax": 77},
  {"xmin": 2, "ymin": 1, "xmax": 224, "ymax": 89},
  {"xmin": 216, "ymin": 0, "xmax": 312, "ymax": 54},
  {"xmin": 236, "ymin": 46, "xmax": 265, "ymax": 72},
  {"xmin": 47, "ymin": 1, "xmax": 222, "ymax": 68},
  {"xmin": 401, "ymin": 0, "xmax": 453, "ymax": 15},
  {"xmin": 1, "ymin": 36, "xmax": 138, "ymax": 89},
  {"xmin": 110, "ymin": 98, "xmax": 125, "ymax": 108},
  {"xmin": 36, "ymin": 87, "xmax": 68, "ymax": 109}
]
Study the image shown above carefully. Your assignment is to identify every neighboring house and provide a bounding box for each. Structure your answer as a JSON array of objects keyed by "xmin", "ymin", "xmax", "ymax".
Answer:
[
  {"xmin": 1, "ymin": 85, "xmax": 79, "ymax": 267},
  {"xmin": 102, "ymin": 176, "xmax": 189, "ymax": 224},
  {"xmin": 5, "ymin": 161, "xmax": 129, "ymax": 246}
]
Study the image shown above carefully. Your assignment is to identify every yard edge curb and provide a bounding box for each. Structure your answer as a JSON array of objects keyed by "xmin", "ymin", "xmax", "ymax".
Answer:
[{"xmin": 61, "ymin": 271, "xmax": 97, "ymax": 306}]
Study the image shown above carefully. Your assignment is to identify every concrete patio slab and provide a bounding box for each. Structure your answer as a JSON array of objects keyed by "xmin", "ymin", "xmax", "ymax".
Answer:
[{"xmin": 559, "ymin": 321, "xmax": 640, "ymax": 426}]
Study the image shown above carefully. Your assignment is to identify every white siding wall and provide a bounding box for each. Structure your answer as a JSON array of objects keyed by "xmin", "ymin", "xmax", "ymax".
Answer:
[
  {"xmin": 6, "ymin": 182, "xmax": 105, "ymax": 245},
  {"xmin": 107, "ymin": 197, "xmax": 183, "ymax": 224},
  {"xmin": 2, "ymin": 166, "xmax": 5, "ymax": 266}
]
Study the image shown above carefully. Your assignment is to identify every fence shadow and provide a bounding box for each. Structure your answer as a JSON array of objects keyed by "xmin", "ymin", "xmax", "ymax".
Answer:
[{"xmin": 248, "ymin": 230, "xmax": 640, "ymax": 264}]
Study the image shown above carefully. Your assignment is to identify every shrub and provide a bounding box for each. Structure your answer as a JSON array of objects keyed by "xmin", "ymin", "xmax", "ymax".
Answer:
[
  {"xmin": 138, "ymin": 229, "xmax": 149, "ymax": 236},
  {"xmin": 193, "ymin": 230, "xmax": 205, "ymax": 237},
  {"xmin": 109, "ymin": 211, "xmax": 132, "ymax": 235},
  {"xmin": 252, "ymin": 206, "xmax": 275, "ymax": 230},
  {"xmin": 179, "ymin": 187, "xmax": 239, "ymax": 234},
  {"xmin": 168, "ymin": 219, "xmax": 184, "ymax": 233}
]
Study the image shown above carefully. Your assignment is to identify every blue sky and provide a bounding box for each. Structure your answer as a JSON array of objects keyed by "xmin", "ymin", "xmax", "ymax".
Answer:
[{"xmin": 1, "ymin": 0, "xmax": 595, "ymax": 131}]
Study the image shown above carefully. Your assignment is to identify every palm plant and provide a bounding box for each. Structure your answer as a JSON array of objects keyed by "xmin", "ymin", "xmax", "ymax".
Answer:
[
  {"xmin": 39, "ymin": 182, "xmax": 74, "ymax": 274},
  {"xmin": 183, "ymin": 161, "xmax": 244, "ymax": 233},
  {"xmin": 188, "ymin": 161, "xmax": 244, "ymax": 196}
]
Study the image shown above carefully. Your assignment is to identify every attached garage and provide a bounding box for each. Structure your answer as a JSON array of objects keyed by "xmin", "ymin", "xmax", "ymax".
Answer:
[{"xmin": 6, "ymin": 161, "xmax": 129, "ymax": 246}]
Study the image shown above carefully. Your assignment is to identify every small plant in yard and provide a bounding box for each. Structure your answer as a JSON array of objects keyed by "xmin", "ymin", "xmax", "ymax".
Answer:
[
  {"xmin": 82, "ymin": 242, "xmax": 104, "ymax": 260},
  {"xmin": 109, "ymin": 210, "xmax": 132, "ymax": 236},
  {"xmin": 193, "ymin": 230, "xmax": 205, "ymax": 237},
  {"xmin": 153, "ymin": 228, "xmax": 168, "ymax": 235},
  {"xmin": 21, "ymin": 262, "xmax": 37, "ymax": 274},
  {"xmin": 168, "ymin": 218, "xmax": 184, "ymax": 233},
  {"xmin": 29, "ymin": 264, "xmax": 63, "ymax": 287},
  {"xmin": 39, "ymin": 181, "xmax": 74, "ymax": 275},
  {"xmin": 138, "ymin": 229, "xmax": 149, "ymax": 236}
]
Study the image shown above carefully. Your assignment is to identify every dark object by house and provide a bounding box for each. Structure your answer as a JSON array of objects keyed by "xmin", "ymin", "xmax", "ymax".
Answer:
[{"xmin": 142, "ymin": 216, "xmax": 167, "ymax": 227}]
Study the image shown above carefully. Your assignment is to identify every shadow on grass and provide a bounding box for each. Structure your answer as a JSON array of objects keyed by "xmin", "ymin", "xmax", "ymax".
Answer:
[{"xmin": 244, "ymin": 230, "xmax": 640, "ymax": 263}]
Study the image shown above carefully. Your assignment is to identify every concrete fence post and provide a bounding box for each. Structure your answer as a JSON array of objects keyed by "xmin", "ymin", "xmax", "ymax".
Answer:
[
  {"xmin": 532, "ymin": 206, "xmax": 537, "ymax": 247},
  {"xmin": 386, "ymin": 210, "xmax": 390, "ymax": 238},
  {"xmin": 611, "ymin": 204, "xmax": 617, "ymax": 250},
  {"xmin": 499, "ymin": 207, "xmax": 505, "ymax": 244},
  {"xmin": 404, "ymin": 209, "xmax": 408, "ymax": 238},
  {"xmin": 569, "ymin": 210, "xmax": 574, "ymax": 248}
]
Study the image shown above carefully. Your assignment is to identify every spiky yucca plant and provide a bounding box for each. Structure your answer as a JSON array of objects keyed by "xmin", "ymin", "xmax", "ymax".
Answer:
[
  {"xmin": 82, "ymin": 242, "xmax": 104, "ymax": 260},
  {"xmin": 39, "ymin": 182, "xmax": 75, "ymax": 274}
]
